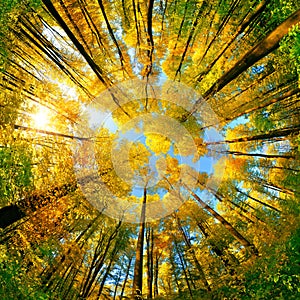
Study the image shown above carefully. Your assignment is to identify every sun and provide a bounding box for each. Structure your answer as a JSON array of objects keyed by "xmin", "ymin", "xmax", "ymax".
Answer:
[{"xmin": 32, "ymin": 107, "xmax": 50, "ymax": 129}]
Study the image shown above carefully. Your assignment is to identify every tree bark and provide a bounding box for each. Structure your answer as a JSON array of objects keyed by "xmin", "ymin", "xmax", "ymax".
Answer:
[
  {"xmin": 196, "ymin": 0, "xmax": 243, "ymax": 70},
  {"xmin": 174, "ymin": 241, "xmax": 194, "ymax": 299},
  {"xmin": 0, "ymin": 205, "xmax": 25, "ymax": 229},
  {"xmin": 214, "ymin": 150, "xmax": 295, "ymax": 160},
  {"xmin": 196, "ymin": 220, "xmax": 238, "ymax": 274},
  {"xmin": 80, "ymin": 221, "xmax": 122, "ymax": 298},
  {"xmin": 132, "ymin": 187, "xmax": 147, "ymax": 299},
  {"xmin": 42, "ymin": 0, "xmax": 108, "ymax": 85},
  {"xmin": 146, "ymin": 226, "xmax": 154, "ymax": 299},
  {"xmin": 196, "ymin": 0, "xmax": 268, "ymax": 82},
  {"xmin": 97, "ymin": 0, "xmax": 125, "ymax": 67},
  {"xmin": 185, "ymin": 9, "xmax": 300, "ymax": 119},
  {"xmin": 97, "ymin": 241, "xmax": 119, "ymax": 299},
  {"xmin": 175, "ymin": 214, "xmax": 211, "ymax": 291},
  {"xmin": 186, "ymin": 185, "xmax": 258, "ymax": 256},
  {"xmin": 14, "ymin": 124, "xmax": 90, "ymax": 141},
  {"xmin": 0, "ymin": 182, "xmax": 78, "ymax": 229},
  {"xmin": 174, "ymin": 1, "xmax": 207, "ymax": 78},
  {"xmin": 203, "ymin": 9, "xmax": 300, "ymax": 99},
  {"xmin": 205, "ymin": 125, "xmax": 300, "ymax": 145},
  {"xmin": 119, "ymin": 255, "xmax": 133, "ymax": 300},
  {"xmin": 153, "ymin": 252, "xmax": 160, "ymax": 297},
  {"xmin": 234, "ymin": 186, "xmax": 281, "ymax": 212}
]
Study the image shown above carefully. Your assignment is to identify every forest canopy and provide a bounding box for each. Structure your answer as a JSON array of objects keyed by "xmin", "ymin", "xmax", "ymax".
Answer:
[{"xmin": 0, "ymin": 0, "xmax": 300, "ymax": 299}]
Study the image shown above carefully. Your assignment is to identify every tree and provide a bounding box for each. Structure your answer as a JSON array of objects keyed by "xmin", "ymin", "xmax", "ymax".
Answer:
[{"xmin": 0, "ymin": 0, "xmax": 300, "ymax": 299}]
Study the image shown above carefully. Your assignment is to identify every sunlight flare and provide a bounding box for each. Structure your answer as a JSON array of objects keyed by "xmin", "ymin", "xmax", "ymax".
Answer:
[{"xmin": 32, "ymin": 107, "xmax": 50, "ymax": 129}]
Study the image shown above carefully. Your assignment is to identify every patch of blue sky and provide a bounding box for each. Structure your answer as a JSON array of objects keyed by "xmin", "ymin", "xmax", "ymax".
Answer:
[
  {"xmin": 182, "ymin": 155, "xmax": 213, "ymax": 175},
  {"xmin": 251, "ymin": 64, "xmax": 265, "ymax": 75},
  {"xmin": 193, "ymin": 187, "xmax": 216, "ymax": 207},
  {"xmin": 83, "ymin": 105, "xmax": 118, "ymax": 133},
  {"xmin": 224, "ymin": 115, "xmax": 248, "ymax": 129},
  {"xmin": 130, "ymin": 186, "xmax": 144, "ymax": 198},
  {"xmin": 204, "ymin": 127, "xmax": 224, "ymax": 142},
  {"xmin": 158, "ymin": 71, "xmax": 167, "ymax": 85},
  {"xmin": 199, "ymin": 156, "xmax": 214, "ymax": 174},
  {"xmin": 116, "ymin": 128, "xmax": 141, "ymax": 143},
  {"xmin": 42, "ymin": 26, "xmax": 64, "ymax": 50},
  {"xmin": 127, "ymin": 47, "xmax": 143, "ymax": 77},
  {"xmin": 273, "ymin": 139, "xmax": 292, "ymax": 153},
  {"xmin": 130, "ymin": 183, "xmax": 168, "ymax": 199}
]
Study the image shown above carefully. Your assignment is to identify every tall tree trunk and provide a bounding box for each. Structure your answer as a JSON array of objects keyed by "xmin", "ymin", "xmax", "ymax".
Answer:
[
  {"xmin": 234, "ymin": 186, "xmax": 281, "ymax": 212},
  {"xmin": 112, "ymin": 266, "xmax": 123, "ymax": 300},
  {"xmin": 175, "ymin": 214, "xmax": 211, "ymax": 291},
  {"xmin": 196, "ymin": 0, "xmax": 243, "ymax": 69},
  {"xmin": 0, "ymin": 182, "xmax": 78, "ymax": 229},
  {"xmin": 196, "ymin": 220, "xmax": 239, "ymax": 274},
  {"xmin": 170, "ymin": 254, "xmax": 181, "ymax": 295},
  {"xmin": 174, "ymin": 241, "xmax": 194, "ymax": 299},
  {"xmin": 174, "ymin": 1, "xmax": 207, "ymax": 78},
  {"xmin": 212, "ymin": 150, "xmax": 295, "ymax": 160},
  {"xmin": 145, "ymin": 0, "xmax": 155, "ymax": 77},
  {"xmin": 153, "ymin": 252, "xmax": 160, "ymax": 297},
  {"xmin": 0, "ymin": 205, "xmax": 25, "ymax": 229},
  {"xmin": 97, "ymin": 241, "xmax": 119, "ymax": 299},
  {"xmin": 97, "ymin": 0, "xmax": 125, "ymax": 67},
  {"xmin": 13, "ymin": 124, "xmax": 89, "ymax": 141},
  {"xmin": 185, "ymin": 185, "xmax": 258, "ymax": 256},
  {"xmin": 185, "ymin": 9, "xmax": 300, "ymax": 119},
  {"xmin": 146, "ymin": 226, "xmax": 154, "ymax": 299},
  {"xmin": 195, "ymin": 0, "xmax": 268, "ymax": 82},
  {"xmin": 41, "ymin": 0, "xmax": 107, "ymax": 85},
  {"xmin": 80, "ymin": 221, "xmax": 122, "ymax": 298},
  {"xmin": 202, "ymin": 185, "xmax": 267, "ymax": 225},
  {"xmin": 132, "ymin": 187, "xmax": 147, "ymax": 299},
  {"xmin": 120, "ymin": 256, "xmax": 133, "ymax": 300},
  {"xmin": 202, "ymin": 9, "xmax": 300, "ymax": 99},
  {"xmin": 205, "ymin": 125, "xmax": 300, "ymax": 145},
  {"xmin": 231, "ymin": 87, "xmax": 300, "ymax": 121},
  {"xmin": 41, "ymin": 212, "xmax": 102, "ymax": 289}
]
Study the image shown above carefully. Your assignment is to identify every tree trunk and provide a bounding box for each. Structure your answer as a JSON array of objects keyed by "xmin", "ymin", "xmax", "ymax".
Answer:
[
  {"xmin": 132, "ymin": 187, "xmax": 147, "ymax": 299},
  {"xmin": 213, "ymin": 150, "xmax": 295, "ymax": 160},
  {"xmin": 170, "ymin": 254, "xmax": 181, "ymax": 295},
  {"xmin": 14, "ymin": 124, "xmax": 90, "ymax": 141},
  {"xmin": 174, "ymin": 241, "xmax": 194, "ymax": 299},
  {"xmin": 120, "ymin": 256, "xmax": 133, "ymax": 300},
  {"xmin": 205, "ymin": 125, "xmax": 300, "ymax": 145},
  {"xmin": 231, "ymin": 87, "xmax": 300, "ymax": 121},
  {"xmin": 80, "ymin": 221, "xmax": 122, "ymax": 298},
  {"xmin": 174, "ymin": 1, "xmax": 207, "ymax": 78},
  {"xmin": 97, "ymin": 0, "xmax": 125, "ymax": 67},
  {"xmin": 0, "ymin": 182, "xmax": 78, "ymax": 229},
  {"xmin": 112, "ymin": 266, "xmax": 123, "ymax": 300},
  {"xmin": 185, "ymin": 9, "xmax": 300, "ymax": 119},
  {"xmin": 202, "ymin": 9, "xmax": 300, "ymax": 99},
  {"xmin": 195, "ymin": 0, "xmax": 268, "ymax": 82},
  {"xmin": 146, "ymin": 226, "xmax": 154, "ymax": 299},
  {"xmin": 186, "ymin": 185, "xmax": 258, "ymax": 256},
  {"xmin": 196, "ymin": 221, "xmax": 238, "ymax": 273},
  {"xmin": 153, "ymin": 252, "xmax": 160, "ymax": 297},
  {"xmin": 234, "ymin": 186, "xmax": 281, "ymax": 212},
  {"xmin": 0, "ymin": 205, "xmax": 25, "ymax": 229},
  {"xmin": 41, "ymin": 0, "xmax": 107, "ymax": 85},
  {"xmin": 97, "ymin": 242, "xmax": 119, "ymax": 299},
  {"xmin": 175, "ymin": 214, "xmax": 211, "ymax": 291}
]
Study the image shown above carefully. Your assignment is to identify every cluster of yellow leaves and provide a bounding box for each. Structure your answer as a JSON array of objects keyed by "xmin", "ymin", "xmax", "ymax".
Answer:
[{"xmin": 145, "ymin": 133, "xmax": 171, "ymax": 155}]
